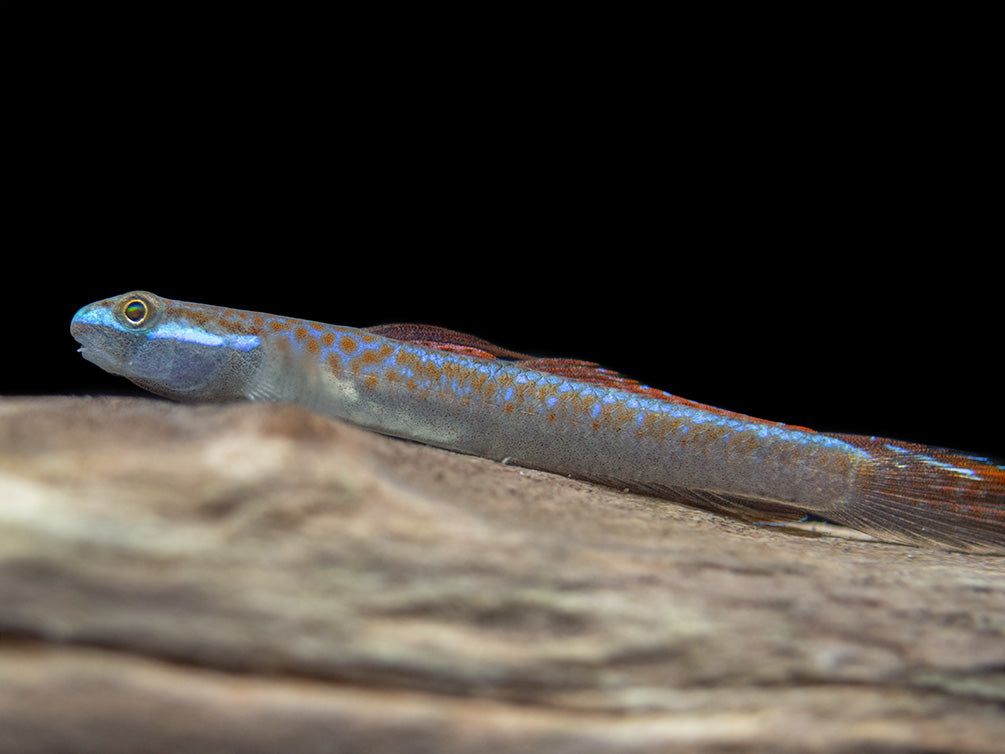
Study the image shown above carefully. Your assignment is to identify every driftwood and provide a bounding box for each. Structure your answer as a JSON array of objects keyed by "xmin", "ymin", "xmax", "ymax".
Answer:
[{"xmin": 1, "ymin": 396, "xmax": 1003, "ymax": 753}]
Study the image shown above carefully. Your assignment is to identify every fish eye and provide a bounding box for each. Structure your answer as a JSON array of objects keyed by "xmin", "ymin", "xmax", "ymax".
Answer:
[{"xmin": 122, "ymin": 298, "xmax": 149, "ymax": 326}]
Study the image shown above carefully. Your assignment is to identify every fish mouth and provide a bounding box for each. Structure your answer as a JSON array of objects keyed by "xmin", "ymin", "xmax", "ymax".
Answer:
[
  {"xmin": 73, "ymin": 326, "xmax": 131, "ymax": 377},
  {"xmin": 71, "ymin": 308, "xmax": 137, "ymax": 380},
  {"xmin": 76, "ymin": 344, "xmax": 128, "ymax": 377}
]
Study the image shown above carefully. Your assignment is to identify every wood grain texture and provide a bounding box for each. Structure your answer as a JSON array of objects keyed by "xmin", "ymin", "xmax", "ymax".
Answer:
[{"xmin": 1, "ymin": 397, "xmax": 1003, "ymax": 753}]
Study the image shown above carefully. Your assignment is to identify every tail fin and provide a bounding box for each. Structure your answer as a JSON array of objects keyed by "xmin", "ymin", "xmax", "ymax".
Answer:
[{"xmin": 822, "ymin": 434, "xmax": 1005, "ymax": 553}]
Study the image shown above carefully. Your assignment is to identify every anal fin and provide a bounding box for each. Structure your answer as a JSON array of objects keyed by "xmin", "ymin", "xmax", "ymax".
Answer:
[{"xmin": 597, "ymin": 477, "xmax": 810, "ymax": 524}]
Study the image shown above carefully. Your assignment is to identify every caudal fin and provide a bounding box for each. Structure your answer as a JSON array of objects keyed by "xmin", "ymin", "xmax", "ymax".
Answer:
[{"xmin": 821, "ymin": 434, "xmax": 1005, "ymax": 553}]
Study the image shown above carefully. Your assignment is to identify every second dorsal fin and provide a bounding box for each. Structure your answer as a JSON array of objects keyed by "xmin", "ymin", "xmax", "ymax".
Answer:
[{"xmin": 515, "ymin": 357, "xmax": 680, "ymax": 401}]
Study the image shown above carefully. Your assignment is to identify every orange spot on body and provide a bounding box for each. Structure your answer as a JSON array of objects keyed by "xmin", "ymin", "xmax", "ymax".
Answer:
[
  {"xmin": 360, "ymin": 348, "xmax": 385, "ymax": 366},
  {"xmin": 184, "ymin": 308, "xmax": 211, "ymax": 327},
  {"xmin": 322, "ymin": 331, "xmax": 336, "ymax": 348},
  {"xmin": 340, "ymin": 335, "xmax": 358, "ymax": 353},
  {"xmin": 326, "ymin": 353, "xmax": 341, "ymax": 374}
]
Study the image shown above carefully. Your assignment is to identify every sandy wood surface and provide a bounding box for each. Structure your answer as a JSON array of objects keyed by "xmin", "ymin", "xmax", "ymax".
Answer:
[{"xmin": 1, "ymin": 397, "xmax": 1003, "ymax": 753}]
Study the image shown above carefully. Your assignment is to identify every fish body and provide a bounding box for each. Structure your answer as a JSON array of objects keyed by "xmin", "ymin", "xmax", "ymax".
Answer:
[{"xmin": 71, "ymin": 291, "xmax": 1005, "ymax": 552}]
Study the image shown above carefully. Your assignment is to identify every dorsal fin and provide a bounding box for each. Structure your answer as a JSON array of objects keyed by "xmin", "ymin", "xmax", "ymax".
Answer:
[
  {"xmin": 516, "ymin": 357, "xmax": 681, "ymax": 401},
  {"xmin": 367, "ymin": 323, "xmax": 695, "ymax": 403},
  {"xmin": 366, "ymin": 323, "xmax": 802, "ymax": 421},
  {"xmin": 364, "ymin": 323, "xmax": 532, "ymax": 360}
]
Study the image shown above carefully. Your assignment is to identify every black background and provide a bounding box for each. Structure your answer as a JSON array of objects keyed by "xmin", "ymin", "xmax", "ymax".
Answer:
[{"xmin": 7, "ymin": 18, "xmax": 1001, "ymax": 462}]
